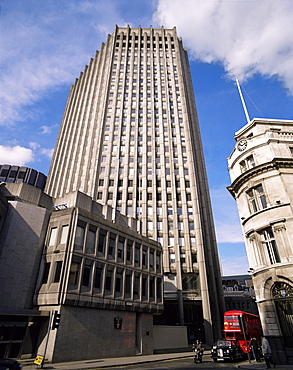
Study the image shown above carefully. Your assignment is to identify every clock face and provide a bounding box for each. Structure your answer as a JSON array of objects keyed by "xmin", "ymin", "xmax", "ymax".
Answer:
[{"xmin": 237, "ymin": 139, "xmax": 247, "ymax": 151}]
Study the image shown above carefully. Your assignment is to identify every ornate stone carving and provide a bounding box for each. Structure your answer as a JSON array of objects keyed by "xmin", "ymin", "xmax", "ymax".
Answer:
[
  {"xmin": 273, "ymin": 224, "xmax": 286, "ymax": 233},
  {"xmin": 272, "ymin": 282, "xmax": 293, "ymax": 299}
]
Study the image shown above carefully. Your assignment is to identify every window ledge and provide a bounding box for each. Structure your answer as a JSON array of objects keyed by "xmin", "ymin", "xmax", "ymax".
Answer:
[{"xmin": 242, "ymin": 203, "xmax": 290, "ymax": 226}]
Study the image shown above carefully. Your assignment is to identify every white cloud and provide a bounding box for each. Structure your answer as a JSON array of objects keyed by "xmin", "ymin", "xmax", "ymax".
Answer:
[
  {"xmin": 154, "ymin": 0, "xmax": 293, "ymax": 93},
  {"xmin": 40, "ymin": 125, "xmax": 57, "ymax": 135},
  {"xmin": 0, "ymin": 1, "xmax": 127, "ymax": 126},
  {"xmin": 221, "ymin": 255, "xmax": 249, "ymax": 276},
  {"xmin": 40, "ymin": 148, "xmax": 54, "ymax": 159},
  {"xmin": 29, "ymin": 142, "xmax": 41, "ymax": 150},
  {"xmin": 0, "ymin": 145, "xmax": 34, "ymax": 166},
  {"xmin": 210, "ymin": 186, "xmax": 244, "ymax": 243}
]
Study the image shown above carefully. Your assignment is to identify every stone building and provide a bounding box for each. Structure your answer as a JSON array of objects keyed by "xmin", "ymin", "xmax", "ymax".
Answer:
[
  {"xmin": 45, "ymin": 25, "xmax": 224, "ymax": 345},
  {"xmin": 228, "ymin": 118, "xmax": 293, "ymax": 364}
]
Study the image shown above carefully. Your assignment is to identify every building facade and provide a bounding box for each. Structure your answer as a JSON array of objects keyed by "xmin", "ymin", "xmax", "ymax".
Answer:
[
  {"xmin": 0, "ymin": 182, "xmax": 163, "ymax": 361},
  {"xmin": 228, "ymin": 118, "xmax": 293, "ymax": 364},
  {"xmin": 0, "ymin": 164, "xmax": 47, "ymax": 190},
  {"xmin": 34, "ymin": 191, "xmax": 163, "ymax": 362},
  {"xmin": 45, "ymin": 25, "xmax": 224, "ymax": 345},
  {"xmin": 0, "ymin": 182, "xmax": 52, "ymax": 359}
]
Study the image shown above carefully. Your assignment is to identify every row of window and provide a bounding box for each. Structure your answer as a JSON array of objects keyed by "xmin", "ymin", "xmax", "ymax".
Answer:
[
  {"xmin": 42, "ymin": 259, "xmax": 163, "ymax": 302},
  {"xmin": 75, "ymin": 223, "xmax": 162, "ymax": 270},
  {"xmin": 116, "ymin": 35, "xmax": 175, "ymax": 42},
  {"xmin": 115, "ymin": 42, "xmax": 175, "ymax": 49},
  {"xmin": 48, "ymin": 223, "xmax": 162, "ymax": 271}
]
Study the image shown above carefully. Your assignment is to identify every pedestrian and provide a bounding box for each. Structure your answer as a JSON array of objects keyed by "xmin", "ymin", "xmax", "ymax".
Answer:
[
  {"xmin": 250, "ymin": 336, "xmax": 261, "ymax": 362},
  {"xmin": 261, "ymin": 335, "xmax": 276, "ymax": 368}
]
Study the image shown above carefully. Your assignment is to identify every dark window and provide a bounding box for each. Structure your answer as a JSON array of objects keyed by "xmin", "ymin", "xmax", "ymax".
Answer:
[
  {"xmin": 142, "ymin": 277, "xmax": 148, "ymax": 298},
  {"xmin": 94, "ymin": 267, "xmax": 103, "ymax": 289},
  {"xmin": 42, "ymin": 262, "xmax": 50, "ymax": 284},
  {"xmin": 127, "ymin": 241, "xmax": 133, "ymax": 262},
  {"xmin": 157, "ymin": 278, "xmax": 162, "ymax": 299},
  {"xmin": 125, "ymin": 274, "xmax": 132, "ymax": 295},
  {"xmin": 142, "ymin": 249, "xmax": 148, "ymax": 267},
  {"xmin": 115, "ymin": 273, "xmax": 123, "ymax": 293},
  {"xmin": 108, "ymin": 233, "xmax": 116, "ymax": 256},
  {"xmin": 105, "ymin": 270, "xmax": 112, "ymax": 291},
  {"xmin": 53, "ymin": 261, "xmax": 62, "ymax": 283},
  {"xmin": 98, "ymin": 229, "xmax": 107, "ymax": 253},
  {"xmin": 82, "ymin": 265, "xmax": 91, "ymax": 286},
  {"xmin": 135, "ymin": 243, "xmax": 141, "ymax": 265},
  {"xmin": 134, "ymin": 276, "xmax": 140, "ymax": 297},
  {"xmin": 117, "ymin": 237, "xmax": 125, "ymax": 259}
]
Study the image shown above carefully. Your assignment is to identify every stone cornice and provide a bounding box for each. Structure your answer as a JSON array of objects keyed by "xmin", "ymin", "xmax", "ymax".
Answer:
[{"xmin": 228, "ymin": 158, "xmax": 293, "ymax": 196}]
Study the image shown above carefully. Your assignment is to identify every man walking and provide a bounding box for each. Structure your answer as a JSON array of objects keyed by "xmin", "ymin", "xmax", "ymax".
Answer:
[{"xmin": 261, "ymin": 335, "xmax": 276, "ymax": 368}]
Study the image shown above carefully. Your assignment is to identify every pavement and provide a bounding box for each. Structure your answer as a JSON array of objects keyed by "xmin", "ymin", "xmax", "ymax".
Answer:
[{"xmin": 20, "ymin": 352, "xmax": 293, "ymax": 370}]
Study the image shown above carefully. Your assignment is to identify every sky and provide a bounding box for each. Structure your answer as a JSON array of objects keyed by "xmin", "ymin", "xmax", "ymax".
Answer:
[{"xmin": 1, "ymin": 0, "xmax": 292, "ymax": 276}]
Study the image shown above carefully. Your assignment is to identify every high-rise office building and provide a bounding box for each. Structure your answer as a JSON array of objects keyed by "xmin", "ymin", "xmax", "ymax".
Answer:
[{"xmin": 46, "ymin": 25, "xmax": 224, "ymax": 344}]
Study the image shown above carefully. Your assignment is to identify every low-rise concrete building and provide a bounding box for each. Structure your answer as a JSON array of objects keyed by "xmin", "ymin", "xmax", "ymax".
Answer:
[
  {"xmin": 35, "ymin": 191, "xmax": 163, "ymax": 362},
  {"xmin": 228, "ymin": 118, "xmax": 293, "ymax": 365},
  {"xmin": 0, "ymin": 183, "xmax": 163, "ymax": 362}
]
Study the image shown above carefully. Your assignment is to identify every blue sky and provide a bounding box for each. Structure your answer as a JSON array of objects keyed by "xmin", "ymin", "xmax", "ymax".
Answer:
[{"xmin": 1, "ymin": 0, "xmax": 292, "ymax": 275}]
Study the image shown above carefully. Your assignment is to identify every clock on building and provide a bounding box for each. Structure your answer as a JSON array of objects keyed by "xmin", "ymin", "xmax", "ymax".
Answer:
[{"xmin": 237, "ymin": 139, "xmax": 247, "ymax": 151}]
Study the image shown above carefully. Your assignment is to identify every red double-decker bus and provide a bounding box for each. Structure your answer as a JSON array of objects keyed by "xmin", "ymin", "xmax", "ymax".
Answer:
[{"xmin": 223, "ymin": 310, "xmax": 263, "ymax": 354}]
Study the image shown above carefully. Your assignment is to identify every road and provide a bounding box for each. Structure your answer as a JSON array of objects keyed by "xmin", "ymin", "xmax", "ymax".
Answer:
[{"xmin": 93, "ymin": 354, "xmax": 242, "ymax": 369}]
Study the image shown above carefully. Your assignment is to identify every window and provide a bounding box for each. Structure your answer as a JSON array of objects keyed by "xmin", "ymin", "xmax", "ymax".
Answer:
[
  {"xmin": 117, "ymin": 237, "xmax": 125, "ymax": 259},
  {"xmin": 108, "ymin": 233, "xmax": 116, "ymax": 256},
  {"xmin": 86, "ymin": 229, "xmax": 96, "ymax": 254},
  {"xmin": 126, "ymin": 241, "xmax": 133, "ymax": 262},
  {"xmin": 134, "ymin": 275, "xmax": 140, "ymax": 297},
  {"xmin": 169, "ymin": 253, "xmax": 175, "ymax": 264},
  {"xmin": 42, "ymin": 262, "xmax": 50, "ymax": 284},
  {"xmin": 60, "ymin": 225, "xmax": 69, "ymax": 244},
  {"xmin": 180, "ymin": 252, "xmax": 186, "ymax": 263},
  {"xmin": 240, "ymin": 155, "xmax": 255, "ymax": 172},
  {"xmin": 53, "ymin": 261, "xmax": 62, "ymax": 283},
  {"xmin": 125, "ymin": 273, "xmax": 132, "ymax": 296},
  {"xmin": 182, "ymin": 274, "xmax": 199, "ymax": 291},
  {"xmin": 142, "ymin": 249, "xmax": 148, "ymax": 267},
  {"xmin": 94, "ymin": 267, "xmax": 103, "ymax": 289},
  {"xmin": 142, "ymin": 276, "xmax": 148, "ymax": 298},
  {"xmin": 69, "ymin": 261, "xmax": 80, "ymax": 285},
  {"xmin": 259, "ymin": 228, "xmax": 281, "ymax": 264},
  {"xmin": 135, "ymin": 243, "xmax": 141, "ymax": 265},
  {"xmin": 247, "ymin": 184, "xmax": 267, "ymax": 213},
  {"xmin": 82, "ymin": 264, "xmax": 91, "ymax": 287},
  {"xmin": 98, "ymin": 229, "xmax": 107, "ymax": 253},
  {"xmin": 49, "ymin": 227, "xmax": 57, "ymax": 246},
  {"xmin": 115, "ymin": 272, "xmax": 123, "ymax": 294},
  {"xmin": 150, "ymin": 251, "xmax": 154, "ymax": 270},
  {"xmin": 75, "ymin": 224, "xmax": 85, "ymax": 249},
  {"xmin": 156, "ymin": 254, "xmax": 161, "ymax": 272},
  {"xmin": 105, "ymin": 270, "xmax": 112, "ymax": 291}
]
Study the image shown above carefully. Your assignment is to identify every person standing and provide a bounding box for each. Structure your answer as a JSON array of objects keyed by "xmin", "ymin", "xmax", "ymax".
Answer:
[
  {"xmin": 250, "ymin": 336, "xmax": 261, "ymax": 362},
  {"xmin": 261, "ymin": 335, "xmax": 276, "ymax": 368}
]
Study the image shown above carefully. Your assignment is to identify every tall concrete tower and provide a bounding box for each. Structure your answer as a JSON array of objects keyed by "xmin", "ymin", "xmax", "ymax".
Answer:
[{"xmin": 46, "ymin": 25, "xmax": 224, "ymax": 344}]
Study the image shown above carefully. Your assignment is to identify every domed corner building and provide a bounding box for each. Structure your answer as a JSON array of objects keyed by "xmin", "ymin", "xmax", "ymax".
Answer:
[{"xmin": 227, "ymin": 117, "xmax": 293, "ymax": 365}]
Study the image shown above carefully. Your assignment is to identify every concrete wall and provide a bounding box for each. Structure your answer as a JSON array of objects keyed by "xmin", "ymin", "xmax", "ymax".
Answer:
[
  {"xmin": 0, "ymin": 200, "xmax": 51, "ymax": 309},
  {"xmin": 153, "ymin": 325, "xmax": 188, "ymax": 350},
  {"xmin": 41, "ymin": 306, "xmax": 153, "ymax": 362}
]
